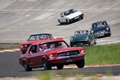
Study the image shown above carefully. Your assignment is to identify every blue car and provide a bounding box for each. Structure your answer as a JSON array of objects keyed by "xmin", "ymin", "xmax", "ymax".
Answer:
[{"xmin": 91, "ymin": 21, "xmax": 111, "ymax": 38}]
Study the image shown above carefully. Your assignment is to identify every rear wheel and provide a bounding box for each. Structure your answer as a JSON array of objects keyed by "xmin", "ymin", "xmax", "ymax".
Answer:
[
  {"xmin": 23, "ymin": 61, "xmax": 32, "ymax": 71},
  {"xmin": 76, "ymin": 59, "xmax": 85, "ymax": 68},
  {"xmin": 42, "ymin": 59, "xmax": 51, "ymax": 70},
  {"xmin": 81, "ymin": 14, "xmax": 84, "ymax": 20},
  {"xmin": 56, "ymin": 65, "xmax": 64, "ymax": 69},
  {"xmin": 81, "ymin": 15, "xmax": 83, "ymax": 20},
  {"xmin": 78, "ymin": 15, "xmax": 82, "ymax": 20}
]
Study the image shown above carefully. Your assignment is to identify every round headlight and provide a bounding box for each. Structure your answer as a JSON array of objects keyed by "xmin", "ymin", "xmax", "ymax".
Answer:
[
  {"xmin": 49, "ymin": 54, "xmax": 54, "ymax": 59},
  {"xmin": 86, "ymin": 37, "xmax": 89, "ymax": 41},
  {"xmin": 91, "ymin": 30, "xmax": 94, "ymax": 34},
  {"xmin": 70, "ymin": 37, "xmax": 73, "ymax": 41},
  {"xmin": 106, "ymin": 27, "xmax": 109, "ymax": 30},
  {"xmin": 80, "ymin": 50, "xmax": 85, "ymax": 54}
]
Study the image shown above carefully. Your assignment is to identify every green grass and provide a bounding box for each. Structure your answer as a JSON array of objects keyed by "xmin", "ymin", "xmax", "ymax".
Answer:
[
  {"xmin": 85, "ymin": 43, "xmax": 120, "ymax": 65},
  {"xmin": 0, "ymin": 45, "xmax": 19, "ymax": 50}
]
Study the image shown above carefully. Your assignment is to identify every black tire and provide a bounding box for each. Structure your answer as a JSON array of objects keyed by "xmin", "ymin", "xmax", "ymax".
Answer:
[
  {"xmin": 58, "ymin": 20, "xmax": 62, "ymax": 24},
  {"xmin": 108, "ymin": 33, "xmax": 111, "ymax": 37},
  {"xmin": 56, "ymin": 65, "xmax": 64, "ymax": 69},
  {"xmin": 94, "ymin": 41, "xmax": 97, "ymax": 45},
  {"xmin": 70, "ymin": 42, "xmax": 74, "ymax": 47},
  {"xmin": 79, "ymin": 15, "xmax": 83, "ymax": 20},
  {"xmin": 23, "ymin": 61, "xmax": 32, "ymax": 71},
  {"xmin": 88, "ymin": 41, "xmax": 91, "ymax": 45},
  {"xmin": 81, "ymin": 14, "xmax": 84, "ymax": 19},
  {"xmin": 76, "ymin": 59, "xmax": 85, "ymax": 68},
  {"xmin": 79, "ymin": 43, "xmax": 84, "ymax": 46},
  {"xmin": 66, "ymin": 19, "xmax": 70, "ymax": 24},
  {"xmin": 42, "ymin": 59, "xmax": 51, "ymax": 70},
  {"xmin": 81, "ymin": 16, "xmax": 83, "ymax": 20},
  {"xmin": 22, "ymin": 52, "xmax": 25, "ymax": 54}
]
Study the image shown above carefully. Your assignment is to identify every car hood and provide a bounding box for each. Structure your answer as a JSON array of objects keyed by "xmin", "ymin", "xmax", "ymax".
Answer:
[
  {"xmin": 20, "ymin": 40, "xmax": 38, "ymax": 45},
  {"xmin": 92, "ymin": 26, "xmax": 107, "ymax": 33},
  {"xmin": 65, "ymin": 11, "xmax": 82, "ymax": 19},
  {"xmin": 71, "ymin": 34, "xmax": 88, "ymax": 41},
  {"xmin": 46, "ymin": 47, "xmax": 84, "ymax": 54}
]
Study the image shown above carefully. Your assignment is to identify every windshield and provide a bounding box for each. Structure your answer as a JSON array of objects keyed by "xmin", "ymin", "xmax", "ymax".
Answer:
[
  {"xmin": 92, "ymin": 21, "xmax": 107, "ymax": 29},
  {"xmin": 28, "ymin": 34, "xmax": 53, "ymax": 41},
  {"xmin": 61, "ymin": 9, "xmax": 77, "ymax": 17},
  {"xmin": 39, "ymin": 41, "xmax": 69, "ymax": 51},
  {"xmin": 75, "ymin": 30, "xmax": 89, "ymax": 36}
]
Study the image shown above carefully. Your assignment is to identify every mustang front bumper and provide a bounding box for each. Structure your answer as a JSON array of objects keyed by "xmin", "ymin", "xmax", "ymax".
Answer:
[{"xmin": 48, "ymin": 54, "xmax": 85, "ymax": 65}]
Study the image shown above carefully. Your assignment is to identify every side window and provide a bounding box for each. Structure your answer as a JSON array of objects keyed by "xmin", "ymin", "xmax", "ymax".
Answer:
[
  {"xmin": 29, "ymin": 45, "xmax": 38, "ymax": 53},
  {"xmin": 39, "ymin": 44, "xmax": 48, "ymax": 51},
  {"xmin": 28, "ymin": 36, "xmax": 35, "ymax": 41}
]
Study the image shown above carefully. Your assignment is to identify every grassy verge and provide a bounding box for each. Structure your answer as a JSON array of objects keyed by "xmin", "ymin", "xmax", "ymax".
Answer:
[
  {"xmin": 85, "ymin": 43, "xmax": 120, "ymax": 65},
  {"xmin": 0, "ymin": 43, "xmax": 19, "ymax": 50},
  {"xmin": 0, "ymin": 45, "xmax": 19, "ymax": 50}
]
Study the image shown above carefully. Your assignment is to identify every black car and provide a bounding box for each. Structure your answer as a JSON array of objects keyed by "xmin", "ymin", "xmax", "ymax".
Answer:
[{"xmin": 91, "ymin": 21, "xmax": 111, "ymax": 38}]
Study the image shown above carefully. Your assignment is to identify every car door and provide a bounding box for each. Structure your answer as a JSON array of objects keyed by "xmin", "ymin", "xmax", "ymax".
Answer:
[{"xmin": 27, "ymin": 45, "xmax": 42, "ymax": 67}]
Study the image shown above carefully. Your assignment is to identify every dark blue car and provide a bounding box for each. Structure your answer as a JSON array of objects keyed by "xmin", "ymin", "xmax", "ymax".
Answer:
[{"xmin": 91, "ymin": 21, "xmax": 111, "ymax": 38}]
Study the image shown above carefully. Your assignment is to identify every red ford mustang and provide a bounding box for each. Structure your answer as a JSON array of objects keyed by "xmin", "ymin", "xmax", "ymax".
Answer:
[
  {"xmin": 19, "ymin": 39, "xmax": 86, "ymax": 71},
  {"xmin": 19, "ymin": 33, "xmax": 63, "ymax": 54}
]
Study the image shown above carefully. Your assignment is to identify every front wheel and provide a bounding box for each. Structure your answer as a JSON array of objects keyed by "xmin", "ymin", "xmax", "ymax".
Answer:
[
  {"xmin": 66, "ymin": 19, "xmax": 70, "ymax": 24},
  {"xmin": 88, "ymin": 41, "xmax": 91, "ymax": 45},
  {"xmin": 70, "ymin": 42, "xmax": 74, "ymax": 47},
  {"xmin": 76, "ymin": 59, "xmax": 85, "ymax": 68},
  {"xmin": 23, "ymin": 61, "xmax": 32, "ymax": 71},
  {"xmin": 58, "ymin": 20, "xmax": 62, "ymax": 24},
  {"xmin": 42, "ymin": 59, "xmax": 51, "ymax": 70},
  {"xmin": 108, "ymin": 33, "xmax": 111, "ymax": 37},
  {"xmin": 94, "ymin": 41, "xmax": 97, "ymax": 45}
]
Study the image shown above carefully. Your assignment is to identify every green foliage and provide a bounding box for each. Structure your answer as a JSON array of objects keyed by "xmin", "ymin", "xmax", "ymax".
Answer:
[{"xmin": 0, "ymin": 45, "xmax": 19, "ymax": 50}]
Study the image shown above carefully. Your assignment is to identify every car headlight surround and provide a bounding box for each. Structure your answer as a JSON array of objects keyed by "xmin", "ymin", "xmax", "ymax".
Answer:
[
  {"xmin": 80, "ymin": 50, "xmax": 85, "ymax": 54},
  {"xmin": 91, "ymin": 30, "xmax": 94, "ymax": 34},
  {"xmin": 70, "ymin": 37, "xmax": 73, "ymax": 41},
  {"xmin": 106, "ymin": 27, "xmax": 109, "ymax": 31},
  {"xmin": 85, "ymin": 36, "xmax": 89, "ymax": 41},
  {"xmin": 49, "ymin": 54, "xmax": 54, "ymax": 59}
]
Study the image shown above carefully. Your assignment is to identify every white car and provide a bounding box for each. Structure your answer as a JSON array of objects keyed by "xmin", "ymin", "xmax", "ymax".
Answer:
[{"xmin": 58, "ymin": 9, "xmax": 84, "ymax": 24}]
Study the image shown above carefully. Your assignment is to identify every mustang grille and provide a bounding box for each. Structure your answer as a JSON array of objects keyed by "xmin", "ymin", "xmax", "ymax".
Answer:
[{"xmin": 57, "ymin": 50, "xmax": 79, "ymax": 57}]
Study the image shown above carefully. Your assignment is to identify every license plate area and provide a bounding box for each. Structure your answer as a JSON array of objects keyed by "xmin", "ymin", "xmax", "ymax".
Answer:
[{"xmin": 66, "ymin": 57, "xmax": 72, "ymax": 62}]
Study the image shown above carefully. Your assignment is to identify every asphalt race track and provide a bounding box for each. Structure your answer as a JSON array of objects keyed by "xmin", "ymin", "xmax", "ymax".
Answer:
[
  {"xmin": 0, "ymin": 0, "xmax": 120, "ymax": 44},
  {"xmin": 0, "ymin": 0, "xmax": 120, "ymax": 77},
  {"xmin": 0, "ymin": 51, "xmax": 120, "ymax": 77}
]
